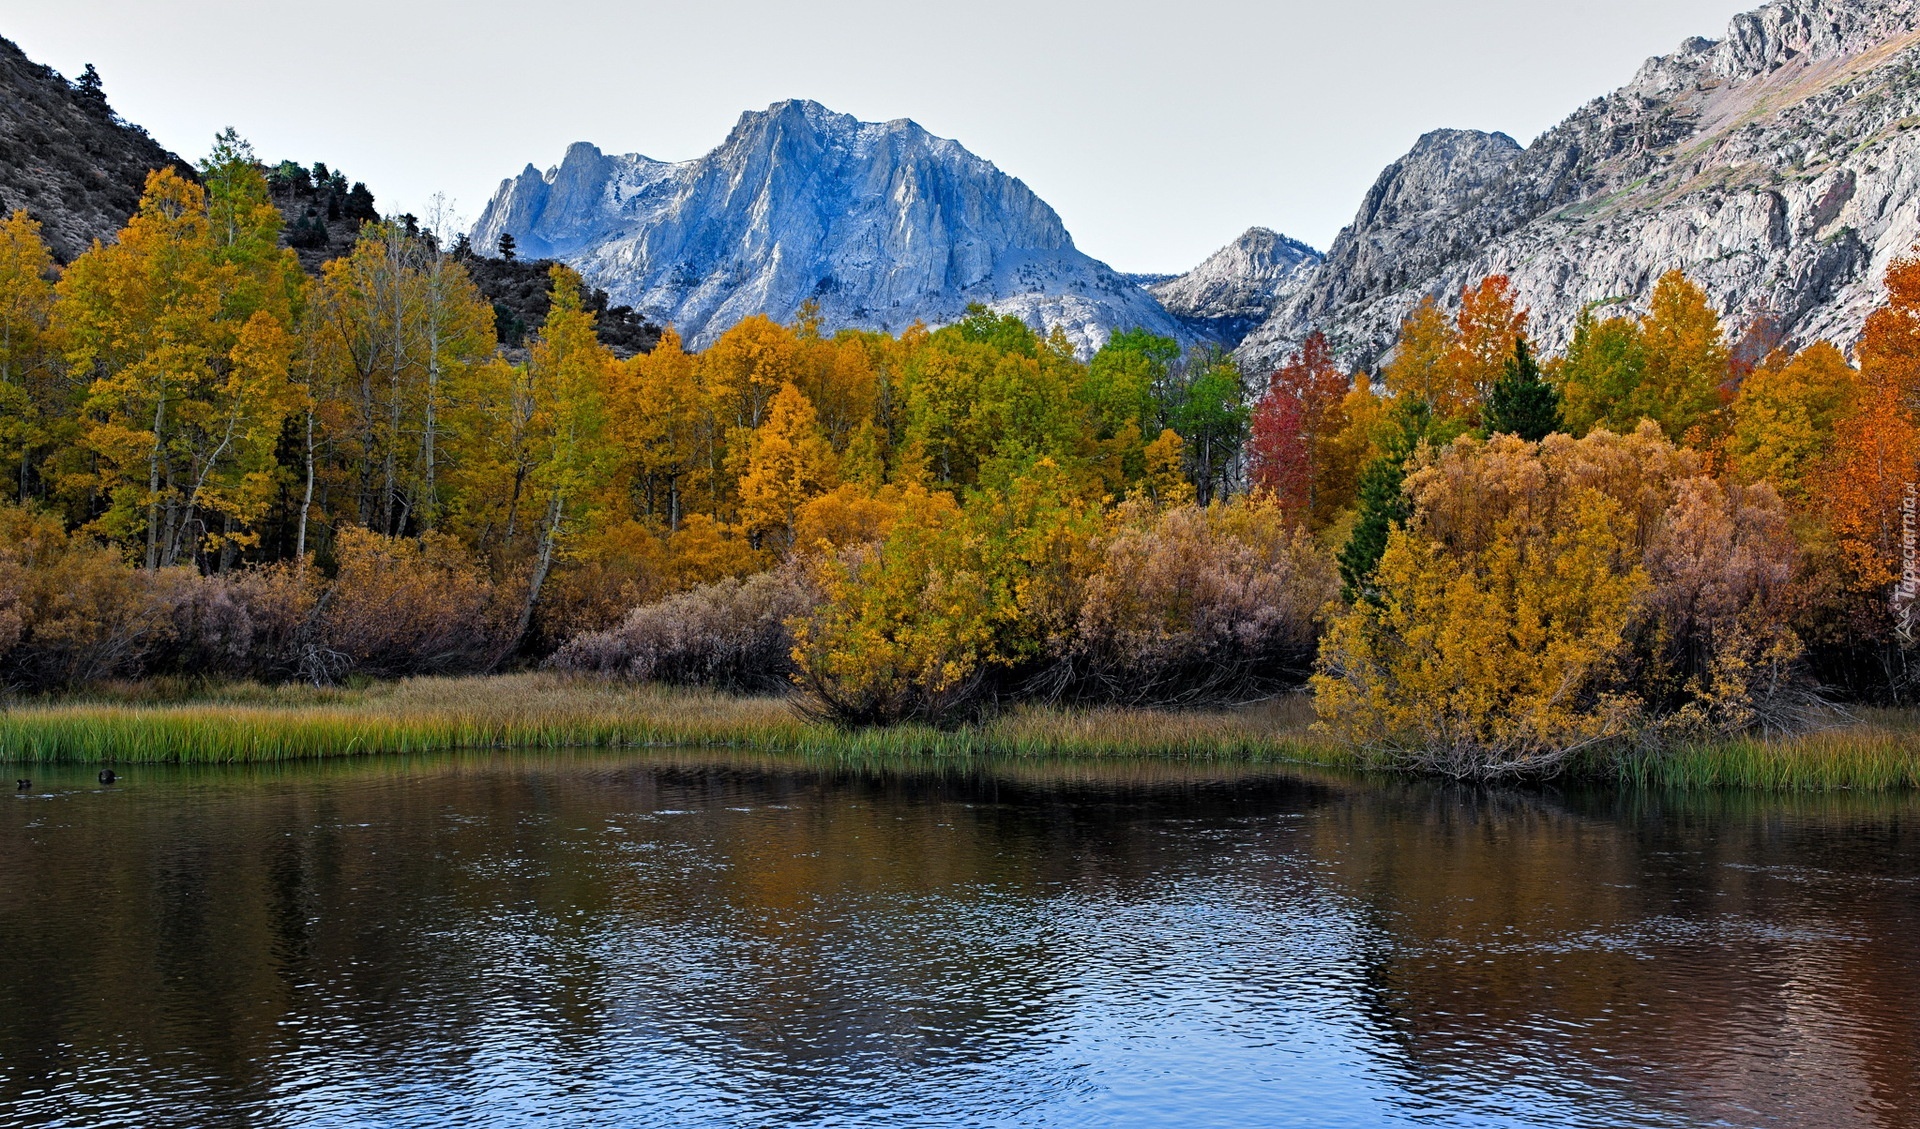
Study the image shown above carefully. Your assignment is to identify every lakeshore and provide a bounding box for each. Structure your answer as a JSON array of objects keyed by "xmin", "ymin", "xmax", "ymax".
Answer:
[{"xmin": 6, "ymin": 673, "xmax": 1920, "ymax": 791}]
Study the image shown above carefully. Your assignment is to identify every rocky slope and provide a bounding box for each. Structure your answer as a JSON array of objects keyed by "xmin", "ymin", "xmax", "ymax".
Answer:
[
  {"xmin": 1149, "ymin": 227, "xmax": 1322, "ymax": 345},
  {"xmin": 470, "ymin": 100, "xmax": 1188, "ymax": 354},
  {"xmin": 0, "ymin": 40, "xmax": 189, "ymax": 262},
  {"xmin": 1232, "ymin": 0, "xmax": 1920, "ymax": 374}
]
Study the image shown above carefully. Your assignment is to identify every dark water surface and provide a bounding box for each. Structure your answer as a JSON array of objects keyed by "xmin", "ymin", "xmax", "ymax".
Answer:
[{"xmin": 2, "ymin": 753, "xmax": 1917, "ymax": 1128}]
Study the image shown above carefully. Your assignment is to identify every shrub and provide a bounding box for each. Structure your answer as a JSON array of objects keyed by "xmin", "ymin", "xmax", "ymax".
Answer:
[
  {"xmin": 791, "ymin": 470, "xmax": 1338, "ymax": 726},
  {"xmin": 1313, "ymin": 425, "xmax": 1811, "ymax": 778},
  {"xmin": 792, "ymin": 470, "xmax": 1079, "ymax": 726},
  {"xmin": 0, "ymin": 503, "xmax": 178, "ymax": 691},
  {"xmin": 1633, "ymin": 476, "xmax": 1805, "ymax": 737},
  {"xmin": 548, "ymin": 557, "xmax": 818, "ymax": 692},
  {"xmin": 319, "ymin": 527, "xmax": 508, "ymax": 677},
  {"xmin": 158, "ymin": 563, "xmax": 323, "ymax": 683},
  {"xmin": 1035, "ymin": 497, "xmax": 1338, "ymax": 706}
]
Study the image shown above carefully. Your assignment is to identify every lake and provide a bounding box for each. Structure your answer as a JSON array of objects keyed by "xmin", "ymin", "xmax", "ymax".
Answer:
[{"xmin": 1, "ymin": 753, "xmax": 1915, "ymax": 1127}]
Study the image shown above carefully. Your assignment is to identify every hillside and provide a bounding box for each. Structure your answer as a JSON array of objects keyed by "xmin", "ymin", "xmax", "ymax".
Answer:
[{"xmin": 0, "ymin": 40, "xmax": 189, "ymax": 262}]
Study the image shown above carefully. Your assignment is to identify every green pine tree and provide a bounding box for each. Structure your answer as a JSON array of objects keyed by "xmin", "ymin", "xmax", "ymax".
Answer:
[
  {"xmin": 1483, "ymin": 337, "xmax": 1562, "ymax": 441},
  {"xmin": 1337, "ymin": 453, "xmax": 1410, "ymax": 602},
  {"xmin": 1336, "ymin": 397, "xmax": 1448, "ymax": 602}
]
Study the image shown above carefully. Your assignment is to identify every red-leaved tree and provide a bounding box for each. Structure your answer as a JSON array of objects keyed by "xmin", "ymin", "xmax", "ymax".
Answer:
[{"xmin": 1249, "ymin": 331, "xmax": 1347, "ymax": 523}]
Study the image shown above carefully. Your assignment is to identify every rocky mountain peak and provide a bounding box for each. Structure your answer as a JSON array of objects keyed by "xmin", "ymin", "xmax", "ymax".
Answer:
[
  {"xmin": 471, "ymin": 100, "xmax": 1173, "ymax": 354},
  {"xmin": 1358, "ymin": 130, "xmax": 1523, "ymax": 229},
  {"xmin": 1149, "ymin": 228, "xmax": 1322, "ymax": 346},
  {"xmin": 1231, "ymin": 0, "xmax": 1920, "ymax": 375}
]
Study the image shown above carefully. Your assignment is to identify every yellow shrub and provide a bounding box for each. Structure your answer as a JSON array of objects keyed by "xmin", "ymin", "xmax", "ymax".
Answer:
[
  {"xmin": 1314, "ymin": 488, "xmax": 1645, "ymax": 774},
  {"xmin": 1314, "ymin": 426, "xmax": 1806, "ymax": 776},
  {"xmin": 792, "ymin": 465, "xmax": 1088, "ymax": 725}
]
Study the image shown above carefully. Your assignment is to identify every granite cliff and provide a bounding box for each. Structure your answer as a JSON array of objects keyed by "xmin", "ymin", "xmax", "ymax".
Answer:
[
  {"xmin": 472, "ymin": 100, "xmax": 1188, "ymax": 354},
  {"xmin": 1226, "ymin": 0, "xmax": 1920, "ymax": 373}
]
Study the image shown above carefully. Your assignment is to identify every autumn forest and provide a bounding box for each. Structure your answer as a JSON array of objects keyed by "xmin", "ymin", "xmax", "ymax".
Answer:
[{"xmin": 4, "ymin": 135, "xmax": 1920, "ymax": 778}]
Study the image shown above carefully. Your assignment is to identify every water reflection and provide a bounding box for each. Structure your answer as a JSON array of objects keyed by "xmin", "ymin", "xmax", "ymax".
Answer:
[{"xmin": 1, "ymin": 755, "xmax": 1915, "ymax": 1127}]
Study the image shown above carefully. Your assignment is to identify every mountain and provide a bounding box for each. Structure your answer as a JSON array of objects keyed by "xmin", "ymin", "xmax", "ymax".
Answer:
[
  {"xmin": 0, "ymin": 39, "xmax": 189, "ymax": 262},
  {"xmin": 1148, "ymin": 227, "xmax": 1322, "ymax": 345},
  {"xmin": 470, "ymin": 100, "xmax": 1189, "ymax": 354},
  {"xmin": 1231, "ymin": 0, "xmax": 1920, "ymax": 375}
]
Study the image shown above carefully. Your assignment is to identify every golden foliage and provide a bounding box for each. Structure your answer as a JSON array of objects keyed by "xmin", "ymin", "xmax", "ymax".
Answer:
[
  {"xmin": 0, "ymin": 209, "xmax": 57, "ymax": 501},
  {"xmin": 55, "ymin": 168, "xmax": 304, "ymax": 566},
  {"xmin": 1727, "ymin": 341, "xmax": 1857, "ymax": 503},
  {"xmin": 1381, "ymin": 277, "xmax": 1525, "ymax": 428},
  {"xmin": 1556, "ymin": 273, "xmax": 1729, "ymax": 444},
  {"xmin": 792, "ymin": 477, "xmax": 1338, "ymax": 723},
  {"xmin": 794, "ymin": 482, "xmax": 915, "ymax": 551},
  {"xmin": 735, "ymin": 381, "xmax": 840, "ymax": 551},
  {"xmin": 1315, "ymin": 426, "xmax": 1804, "ymax": 775},
  {"xmin": 1640, "ymin": 270, "xmax": 1730, "ymax": 440},
  {"xmin": 666, "ymin": 513, "xmax": 763, "ymax": 590}
]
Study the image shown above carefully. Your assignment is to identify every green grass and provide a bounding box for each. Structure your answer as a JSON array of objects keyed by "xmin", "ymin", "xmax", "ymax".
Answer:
[
  {"xmin": 8, "ymin": 675, "xmax": 1920, "ymax": 791},
  {"xmin": 1602, "ymin": 711, "xmax": 1920, "ymax": 792},
  {"xmin": 0, "ymin": 674, "xmax": 1346, "ymax": 769}
]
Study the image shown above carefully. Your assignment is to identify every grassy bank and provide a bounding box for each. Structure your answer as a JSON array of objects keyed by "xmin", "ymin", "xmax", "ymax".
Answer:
[
  {"xmin": 1603, "ymin": 711, "xmax": 1920, "ymax": 791},
  {"xmin": 0, "ymin": 674, "xmax": 1345, "ymax": 768},
  {"xmin": 7, "ymin": 675, "xmax": 1920, "ymax": 791}
]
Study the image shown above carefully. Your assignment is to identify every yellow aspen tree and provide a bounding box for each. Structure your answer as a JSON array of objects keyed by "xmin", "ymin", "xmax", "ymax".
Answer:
[
  {"xmin": 786, "ymin": 324, "xmax": 881, "ymax": 450},
  {"xmin": 611, "ymin": 328, "xmax": 700, "ymax": 530},
  {"xmin": 700, "ymin": 314, "xmax": 799, "ymax": 450},
  {"xmin": 312, "ymin": 222, "xmax": 426, "ymax": 534},
  {"xmin": 1555, "ymin": 305, "xmax": 1647, "ymax": 436},
  {"xmin": 437, "ymin": 353, "xmax": 526, "ymax": 556},
  {"xmin": 497, "ymin": 266, "xmax": 617, "ymax": 662},
  {"xmin": 1312, "ymin": 373, "xmax": 1385, "ymax": 526},
  {"xmin": 1638, "ymin": 271, "xmax": 1729, "ymax": 441},
  {"xmin": 0, "ymin": 210, "xmax": 56, "ymax": 503},
  {"xmin": 55, "ymin": 162, "xmax": 300, "ymax": 569},
  {"xmin": 736, "ymin": 381, "xmax": 840, "ymax": 551},
  {"xmin": 308, "ymin": 216, "xmax": 491, "ymax": 540},
  {"xmin": 1727, "ymin": 341, "xmax": 1857, "ymax": 503},
  {"xmin": 1381, "ymin": 298, "xmax": 1460, "ymax": 419},
  {"xmin": 1143, "ymin": 428, "xmax": 1194, "ymax": 505}
]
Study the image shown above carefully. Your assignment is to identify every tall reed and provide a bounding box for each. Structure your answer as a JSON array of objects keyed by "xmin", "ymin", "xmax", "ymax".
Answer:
[
  {"xmin": 0, "ymin": 676, "xmax": 1341, "ymax": 767},
  {"xmin": 8, "ymin": 675, "xmax": 1920, "ymax": 791}
]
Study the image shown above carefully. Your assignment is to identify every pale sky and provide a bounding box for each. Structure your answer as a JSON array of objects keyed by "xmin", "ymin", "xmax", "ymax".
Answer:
[{"xmin": 1, "ymin": 0, "xmax": 1756, "ymax": 273}]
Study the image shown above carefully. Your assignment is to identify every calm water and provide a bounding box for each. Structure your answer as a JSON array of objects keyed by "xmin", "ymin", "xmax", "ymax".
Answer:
[{"xmin": 1, "ymin": 753, "xmax": 1917, "ymax": 1128}]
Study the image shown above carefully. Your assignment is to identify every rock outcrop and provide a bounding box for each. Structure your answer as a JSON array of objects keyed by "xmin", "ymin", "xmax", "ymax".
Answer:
[
  {"xmin": 471, "ymin": 100, "xmax": 1188, "ymax": 354},
  {"xmin": 0, "ymin": 40, "xmax": 189, "ymax": 262},
  {"xmin": 1234, "ymin": 0, "xmax": 1920, "ymax": 374},
  {"xmin": 1148, "ymin": 227, "xmax": 1322, "ymax": 345}
]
